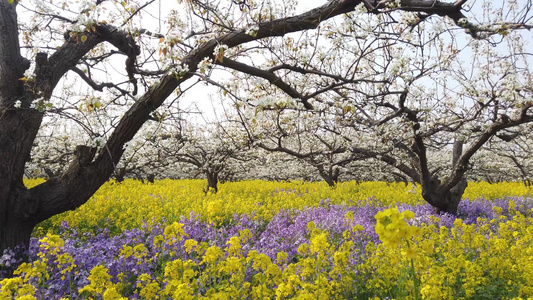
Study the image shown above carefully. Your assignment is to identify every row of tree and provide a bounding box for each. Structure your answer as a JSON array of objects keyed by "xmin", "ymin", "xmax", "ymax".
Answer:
[
  {"xmin": 1, "ymin": 0, "xmax": 532, "ymax": 256},
  {"xmin": 28, "ymin": 114, "xmax": 533, "ymax": 191}
]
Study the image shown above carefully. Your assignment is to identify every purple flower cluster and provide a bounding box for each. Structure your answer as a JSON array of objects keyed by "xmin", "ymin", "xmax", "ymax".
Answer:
[{"xmin": 1, "ymin": 196, "xmax": 532, "ymax": 299}]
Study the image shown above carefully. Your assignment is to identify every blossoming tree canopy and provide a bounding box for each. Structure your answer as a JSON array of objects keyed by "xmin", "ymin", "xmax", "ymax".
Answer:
[
  {"xmin": 0, "ymin": 0, "xmax": 531, "ymax": 255},
  {"xmin": 223, "ymin": 1, "xmax": 533, "ymax": 213}
]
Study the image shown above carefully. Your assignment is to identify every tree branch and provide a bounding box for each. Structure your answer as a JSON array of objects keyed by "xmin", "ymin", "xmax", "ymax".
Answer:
[
  {"xmin": 69, "ymin": 66, "xmax": 128, "ymax": 94},
  {"xmin": 439, "ymin": 104, "xmax": 533, "ymax": 193},
  {"xmin": 216, "ymin": 57, "xmax": 313, "ymax": 109},
  {"xmin": 34, "ymin": 23, "xmax": 140, "ymax": 99}
]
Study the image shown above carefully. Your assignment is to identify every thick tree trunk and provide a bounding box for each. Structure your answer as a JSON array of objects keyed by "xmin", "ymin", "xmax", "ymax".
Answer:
[
  {"xmin": 321, "ymin": 174, "xmax": 337, "ymax": 187},
  {"xmin": 0, "ymin": 1, "xmax": 42, "ymax": 257},
  {"xmin": 422, "ymin": 177, "xmax": 467, "ymax": 215},
  {"xmin": 2, "ymin": 204, "xmax": 36, "ymax": 253},
  {"xmin": 205, "ymin": 171, "xmax": 219, "ymax": 194},
  {"xmin": 318, "ymin": 166, "xmax": 340, "ymax": 187},
  {"xmin": 323, "ymin": 176, "xmax": 336, "ymax": 187},
  {"xmin": 0, "ymin": 113, "xmax": 43, "ymax": 252},
  {"xmin": 447, "ymin": 178, "xmax": 468, "ymax": 214},
  {"xmin": 420, "ymin": 140, "xmax": 468, "ymax": 215}
]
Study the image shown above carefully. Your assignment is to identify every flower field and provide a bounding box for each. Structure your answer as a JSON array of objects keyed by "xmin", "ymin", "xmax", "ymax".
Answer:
[{"xmin": 2, "ymin": 179, "xmax": 533, "ymax": 299}]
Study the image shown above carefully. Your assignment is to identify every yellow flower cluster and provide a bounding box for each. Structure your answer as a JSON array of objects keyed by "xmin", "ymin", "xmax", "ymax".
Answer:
[
  {"xmin": 79, "ymin": 265, "xmax": 126, "ymax": 299},
  {"xmin": 374, "ymin": 208, "xmax": 421, "ymax": 298},
  {"xmin": 0, "ymin": 276, "xmax": 36, "ymax": 299},
  {"xmin": 26, "ymin": 179, "xmax": 531, "ymax": 236},
  {"xmin": 362, "ymin": 207, "xmax": 533, "ymax": 299},
  {"xmin": 375, "ymin": 207, "xmax": 419, "ymax": 249},
  {"xmin": 463, "ymin": 181, "xmax": 532, "ymax": 201}
]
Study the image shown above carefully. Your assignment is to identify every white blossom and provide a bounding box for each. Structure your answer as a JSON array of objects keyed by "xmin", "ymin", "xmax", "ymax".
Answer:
[
  {"xmin": 245, "ymin": 25, "xmax": 260, "ymax": 36},
  {"xmin": 91, "ymin": 136, "xmax": 105, "ymax": 148},
  {"xmin": 213, "ymin": 44, "xmax": 229, "ymax": 57},
  {"xmin": 176, "ymin": 64, "xmax": 189, "ymax": 74},
  {"xmin": 197, "ymin": 57, "xmax": 212, "ymax": 74},
  {"xmin": 168, "ymin": 64, "xmax": 190, "ymax": 77}
]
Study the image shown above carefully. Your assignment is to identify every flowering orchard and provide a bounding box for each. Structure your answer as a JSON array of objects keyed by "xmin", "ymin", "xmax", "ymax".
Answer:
[
  {"xmin": 2, "ymin": 179, "xmax": 533, "ymax": 299},
  {"xmin": 2, "ymin": 0, "xmax": 533, "ymax": 257}
]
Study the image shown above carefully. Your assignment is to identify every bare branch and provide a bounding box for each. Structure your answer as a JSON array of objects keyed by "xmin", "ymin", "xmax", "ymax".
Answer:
[
  {"xmin": 216, "ymin": 57, "xmax": 313, "ymax": 109},
  {"xmin": 69, "ymin": 66, "xmax": 129, "ymax": 94}
]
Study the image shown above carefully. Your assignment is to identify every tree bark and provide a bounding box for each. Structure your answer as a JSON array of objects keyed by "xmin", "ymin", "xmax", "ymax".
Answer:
[
  {"xmin": 421, "ymin": 176, "xmax": 467, "ymax": 215},
  {"xmin": 205, "ymin": 171, "xmax": 219, "ymax": 194},
  {"xmin": 0, "ymin": 0, "xmax": 42, "ymax": 256},
  {"xmin": 419, "ymin": 140, "xmax": 468, "ymax": 215},
  {"xmin": 318, "ymin": 166, "xmax": 340, "ymax": 187}
]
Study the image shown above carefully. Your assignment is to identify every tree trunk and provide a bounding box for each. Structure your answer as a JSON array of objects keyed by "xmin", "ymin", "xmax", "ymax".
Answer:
[
  {"xmin": 0, "ymin": 1, "xmax": 42, "ymax": 258},
  {"xmin": 1, "ymin": 185, "xmax": 39, "ymax": 252},
  {"xmin": 147, "ymin": 174, "xmax": 155, "ymax": 184},
  {"xmin": 422, "ymin": 177, "xmax": 467, "ymax": 215},
  {"xmin": 321, "ymin": 174, "xmax": 337, "ymax": 187},
  {"xmin": 420, "ymin": 140, "xmax": 468, "ymax": 215},
  {"xmin": 114, "ymin": 168, "xmax": 126, "ymax": 182},
  {"xmin": 318, "ymin": 166, "xmax": 340, "ymax": 187},
  {"xmin": 2, "ymin": 218, "xmax": 35, "ymax": 256},
  {"xmin": 205, "ymin": 171, "xmax": 219, "ymax": 194}
]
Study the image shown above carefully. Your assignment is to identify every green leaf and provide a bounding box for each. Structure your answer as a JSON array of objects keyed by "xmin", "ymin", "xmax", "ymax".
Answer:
[{"xmin": 8, "ymin": 0, "xmax": 15, "ymax": 3}]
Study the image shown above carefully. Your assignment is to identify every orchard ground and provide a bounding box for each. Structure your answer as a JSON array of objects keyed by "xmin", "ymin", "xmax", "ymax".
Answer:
[{"xmin": 1, "ymin": 179, "xmax": 533, "ymax": 299}]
